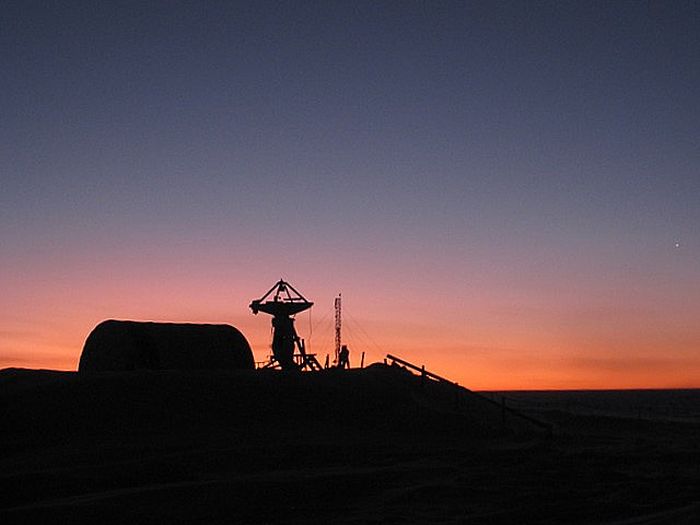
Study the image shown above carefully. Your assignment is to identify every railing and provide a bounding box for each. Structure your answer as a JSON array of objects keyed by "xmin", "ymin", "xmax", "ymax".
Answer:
[
  {"xmin": 386, "ymin": 354, "xmax": 463, "ymax": 387},
  {"xmin": 385, "ymin": 354, "xmax": 552, "ymax": 433}
]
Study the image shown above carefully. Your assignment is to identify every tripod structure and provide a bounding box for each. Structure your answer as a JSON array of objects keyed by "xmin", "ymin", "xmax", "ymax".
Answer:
[{"xmin": 250, "ymin": 279, "xmax": 322, "ymax": 371}]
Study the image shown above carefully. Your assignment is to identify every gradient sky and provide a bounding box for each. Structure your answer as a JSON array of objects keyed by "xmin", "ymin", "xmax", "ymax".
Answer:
[{"xmin": 2, "ymin": 1, "xmax": 699, "ymax": 389}]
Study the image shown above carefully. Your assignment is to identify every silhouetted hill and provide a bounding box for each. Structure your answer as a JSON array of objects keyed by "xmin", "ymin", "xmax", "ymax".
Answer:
[
  {"xmin": 1, "ymin": 364, "xmax": 535, "ymax": 454},
  {"xmin": 1, "ymin": 366, "xmax": 698, "ymax": 524}
]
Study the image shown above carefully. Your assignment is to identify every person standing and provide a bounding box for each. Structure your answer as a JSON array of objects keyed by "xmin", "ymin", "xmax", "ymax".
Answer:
[{"xmin": 337, "ymin": 345, "xmax": 350, "ymax": 369}]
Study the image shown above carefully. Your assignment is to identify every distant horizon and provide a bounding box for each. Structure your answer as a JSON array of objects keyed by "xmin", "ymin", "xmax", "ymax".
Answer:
[
  {"xmin": 4, "ymin": 364, "xmax": 700, "ymax": 393},
  {"xmin": 2, "ymin": 364, "xmax": 699, "ymax": 393}
]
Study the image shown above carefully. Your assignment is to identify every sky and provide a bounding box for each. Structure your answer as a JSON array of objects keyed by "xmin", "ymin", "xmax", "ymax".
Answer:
[{"xmin": 1, "ymin": 1, "xmax": 699, "ymax": 389}]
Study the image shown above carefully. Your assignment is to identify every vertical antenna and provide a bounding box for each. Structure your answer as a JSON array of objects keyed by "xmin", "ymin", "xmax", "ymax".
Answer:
[{"xmin": 334, "ymin": 293, "xmax": 342, "ymax": 362}]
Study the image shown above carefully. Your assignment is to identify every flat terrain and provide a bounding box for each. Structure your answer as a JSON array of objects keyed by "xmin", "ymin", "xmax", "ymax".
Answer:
[{"xmin": 1, "ymin": 365, "xmax": 698, "ymax": 524}]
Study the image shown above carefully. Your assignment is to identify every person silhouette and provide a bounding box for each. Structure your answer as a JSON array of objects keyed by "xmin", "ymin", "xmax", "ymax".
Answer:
[{"xmin": 337, "ymin": 345, "xmax": 350, "ymax": 369}]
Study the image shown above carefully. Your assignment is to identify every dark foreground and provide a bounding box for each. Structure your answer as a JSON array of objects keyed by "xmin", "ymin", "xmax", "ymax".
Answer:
[{"xmin": 1, "ymin": 366, "xmax": 698, "ymax": 524}]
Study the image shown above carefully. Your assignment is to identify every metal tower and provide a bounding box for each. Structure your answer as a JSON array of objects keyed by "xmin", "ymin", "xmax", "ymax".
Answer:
[{"xmin": 334, "ymin": 293, "xmax": 342, "ymax": 363}]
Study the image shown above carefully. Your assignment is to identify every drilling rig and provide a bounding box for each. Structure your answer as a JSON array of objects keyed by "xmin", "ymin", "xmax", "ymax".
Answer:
[{"xmin": 250, "ymin": 279, "xmax": 322, "ymax": 371}]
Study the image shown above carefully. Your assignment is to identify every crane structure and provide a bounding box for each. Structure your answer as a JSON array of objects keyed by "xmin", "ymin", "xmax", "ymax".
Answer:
[{"xmin": 250, "ymin": 279, "xmax": 322, "ymax": 371}]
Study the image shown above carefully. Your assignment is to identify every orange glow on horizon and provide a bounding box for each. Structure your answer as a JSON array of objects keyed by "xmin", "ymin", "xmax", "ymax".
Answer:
[
  {"xmin": 3, "ymin": 302, "xmax": 699, "ymax": 390},
  {"xmin": 2, "ymin": 253, "xmax": 699, "ymax": 390}
]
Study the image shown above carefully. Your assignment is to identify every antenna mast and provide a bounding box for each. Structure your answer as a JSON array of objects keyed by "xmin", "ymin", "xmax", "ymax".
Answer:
[{"xmin": 334, "ymin": 293, "xmax": 341, "ymax": 362}]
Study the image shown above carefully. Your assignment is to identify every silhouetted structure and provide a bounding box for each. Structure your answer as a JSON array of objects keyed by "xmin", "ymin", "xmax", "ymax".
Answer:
[
  {"xmin": 334, "ymin": 293, "xmax": 342, "ymax": 362},
  {"xmin": 250, "ymin": 279, "xmax": 322, "ymax": 371},
  {"xmin": 79, "ymin": 320, "xmax": 254, "ymax": 372}
]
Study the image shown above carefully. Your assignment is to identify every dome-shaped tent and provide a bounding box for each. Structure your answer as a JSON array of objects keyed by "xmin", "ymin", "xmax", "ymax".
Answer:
[{"xmin": 79, "ymin": 320, "xmax": 254, "ymax": 372}]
